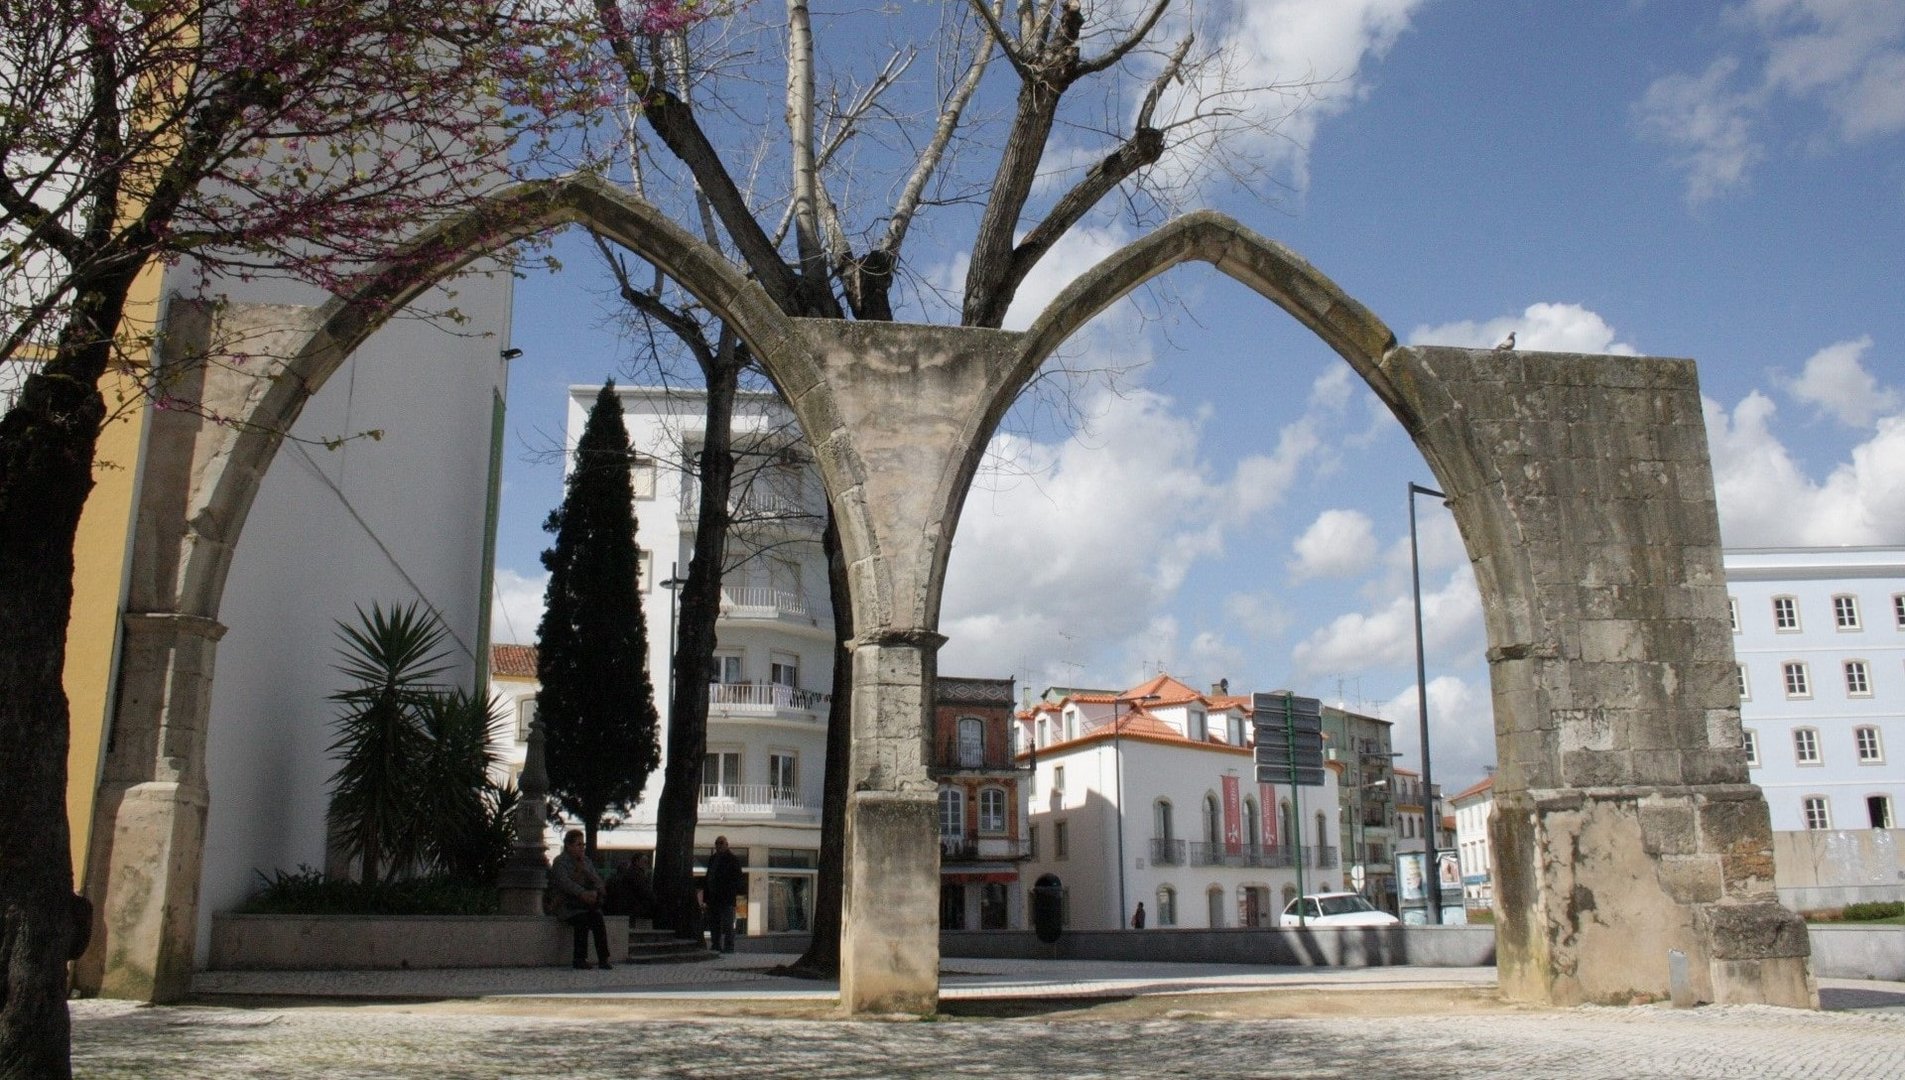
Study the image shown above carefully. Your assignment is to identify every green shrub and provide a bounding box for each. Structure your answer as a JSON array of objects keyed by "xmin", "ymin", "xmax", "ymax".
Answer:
[
  {"xmin": 1839, "ymin": 901, "xmax": 1905, "ymax": 922},
  {"xmin": 237, "ymin": 866, "xmax": 500, "ymax": 916}
]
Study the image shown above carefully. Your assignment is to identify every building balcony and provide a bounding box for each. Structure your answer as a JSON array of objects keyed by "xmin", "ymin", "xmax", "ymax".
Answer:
[
  {"xmin": 1159, "ymin": 841, "xmax": 1340, "ymax": 870},
  {"xmin": 697, "ymin": 784, "xmax": 821, "ymax": 824},
  {"xmin": 928, "ymin": 748, "xmax": 1032, "ymax": 776},
  {"xmin": 939, "ymin": 836, "xmax": 1032, "ymax": 862},
  {"xmin": 707, "ymin": 682, "xmax": 830, "ymax": 722},
  {"xmin": 717, "ymin": 586, "xmax": 821, "ymax": 628}
]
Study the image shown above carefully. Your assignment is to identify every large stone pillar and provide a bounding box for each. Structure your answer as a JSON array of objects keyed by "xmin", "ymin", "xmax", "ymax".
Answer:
[
  {"xmin": 839, "ymin": 632, "xmax": 944, "ymax": 1014},
  {"xmin": 76, "ymin": 612, "xmax": 225, "ymax": 1001},
  {"xmin": 1391, "ymin": 345, "xmax": 1815, "ymax": 1008}
]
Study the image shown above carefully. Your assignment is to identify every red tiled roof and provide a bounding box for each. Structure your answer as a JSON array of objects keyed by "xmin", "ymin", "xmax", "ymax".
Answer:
[
  {"xmin": 491, "ymin": 643, "xmax": 538, "ymax": 679},
  {"xmin": 1448, "ymin": 775, "xmax": 1495, "ymax": 802}
]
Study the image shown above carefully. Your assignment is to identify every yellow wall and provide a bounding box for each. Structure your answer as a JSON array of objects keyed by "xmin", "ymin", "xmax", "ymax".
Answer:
[{"xmin": 64, "ymin": 262, "xmax": 163, "ymax": 874}]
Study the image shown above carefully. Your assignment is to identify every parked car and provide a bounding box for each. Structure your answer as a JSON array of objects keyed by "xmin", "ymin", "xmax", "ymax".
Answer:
[{"xmin": 1279, "ymin": 892, "xmax": 1401, "ymax": 927}]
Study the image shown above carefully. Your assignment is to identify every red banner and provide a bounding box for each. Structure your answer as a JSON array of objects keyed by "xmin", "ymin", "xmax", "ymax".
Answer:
[
  {"xmin": 1222, "ymin": 775, "xmax": 1243, "ymax": 853},
  {"xmin": 1259, "ymin": 783, "xmax": 1278, "ymax": 848}
]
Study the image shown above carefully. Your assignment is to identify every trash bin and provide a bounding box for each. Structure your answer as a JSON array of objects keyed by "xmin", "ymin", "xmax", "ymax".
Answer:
[{"xmin": 1031, "ymin": 873, "xmax": 1063, "ymax": 944}]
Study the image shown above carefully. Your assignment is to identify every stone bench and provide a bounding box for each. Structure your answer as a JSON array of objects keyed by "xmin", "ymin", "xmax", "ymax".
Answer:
[{"xmin": 208, "ymin": 913, "xmax": 631, "ymax": 970}]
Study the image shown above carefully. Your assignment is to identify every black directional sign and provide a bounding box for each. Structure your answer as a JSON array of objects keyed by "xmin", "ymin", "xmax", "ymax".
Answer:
[{"xmin": 1253, "ymin": 691, "xmax": 1326, "ymax": 786}]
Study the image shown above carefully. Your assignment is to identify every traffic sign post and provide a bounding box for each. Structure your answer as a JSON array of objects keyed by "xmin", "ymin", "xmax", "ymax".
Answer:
[{"xmin": 1254, "ymin": 692, "xmax": 1327, "ymax": 922}]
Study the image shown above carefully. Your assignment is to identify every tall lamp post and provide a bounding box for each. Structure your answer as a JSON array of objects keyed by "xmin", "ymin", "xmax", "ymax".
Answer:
[
  {"xmin": 1408, "ymin": 481, "xmax": 1446, "ymax": 924},
  {"xmin": 659, "ymin": 563, "xmax": 687, "ymax": 714},
  {"xmin": 1111, "ymin": 692, "xmax": 1159, "ymax": 929}
]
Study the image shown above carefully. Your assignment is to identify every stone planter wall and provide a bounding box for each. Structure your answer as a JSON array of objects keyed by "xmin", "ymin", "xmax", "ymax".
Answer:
[{"xmin": 208, "ymin": 913, "xmax": 629, "ymax": 970}]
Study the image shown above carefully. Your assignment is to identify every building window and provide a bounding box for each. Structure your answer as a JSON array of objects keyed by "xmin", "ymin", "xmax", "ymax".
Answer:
[
  {"xmin": 1188, "ymin": 709, "xmax": 1207, "ymax": 741},
  {"xmin": 1153, "ymin": 799, "xmax": 1174, "ymax": 841},
  {"xmin": 1207, "ymin": 886, "xmax": 1226, "ymax": 928},
  {"xmin": 769, "ymin": 751, "xmax": 798, "ymax": 799},
  {"xmin": 1869, "ymin": 795, "xmax": 1895, "ymax": 830},
  {"xmin": 1202, "ymin": 794, "xmax": 1221, "ymax": 844},
  {"xmin": 1895, "ymin": 593, "xmax": 1905, "ymax": 630},
  {"xmin": 1244, "ymin": 798, "xmax": 1260, "ymax": 848},
  {"xmin": 1783, "ymin": 661, "xmax": 1811, "ymax": 698},
  {"xmin": 515, "ymin": 697, "xmax": 537, "ymax": 741},
  {"xmin": 702, "ymin": 750, "xmax": 741, "ymax": 796},
  {"xmin": 770, "ymin": 651, "xmax": 799, "ymax": 689},
  {"xmin": 1157, "ymin": 886, "xmax": 1177, "ymax": 927},
  {"xmin": 1728, "ymin": 596, "xmax": 1740, "ymax": 633},
  {"xmin": 1855, "ymin": 726, "xmax": 1883, "ymax": 764},
  {"xmin": 1737, "ymin": 664, "xmax": 1750, "ymax": 701},
  {"xmin": 1845, "ymin": 660, "xmax": 1872, "ymax": 697},
  {"xmin": 1794, "ymin": 728, "xmax": 1821, "ymax": 765},
  {"xmin": 1037, "ymin": 717, "xmax": 1049, "ymax": 747},
  {"xmin": 937, "ymin": 788, "xmax": 964, "ymax": 841},
  {"xmin": 1802, "ymin": 796, "xmax": 1831, "ymax": 831},
  {"xmin": 1052, "ymin": 765, "xmax": 1065, "ymax": 794},
  {"xmin": 631, "ymin": 455, "xmax": 657, "ymax": 499},
  {"xmin": 1773, "ymin": 595, "xmax": 1799, "ymax": 631},
  {"xmin": 1028, "ymin": 824, "xmax": 1038, "ymax": 858},
  {"xmin": 714, "ymin": 653, "xmax": 744, "ymax": 684},
  {"xmin": 957, "ymin": 716, "xmax": 985, "ymax": 767},
  {"xmin": 1833, "ymin": 594, "xmax": 1862, "ymax": 630},
  {"xmin": 1227, "ymin": 713, "xmax": 1245, "ymax": 745},
  {"xmin": 1054, "ymin": 821, "xmax": 1069, "ymax": 860},
  {"xmin": 1744, "ymin": 729, "xmax": 1760, "ymax": 768},
  {"xmin": 978, "ymin": 787, "xmax": 1007, "ymax": 834}
]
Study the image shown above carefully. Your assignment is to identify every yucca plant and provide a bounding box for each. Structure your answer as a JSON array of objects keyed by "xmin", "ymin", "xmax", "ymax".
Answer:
[{"xmin": 325, "ymin": 602, "xmax": 452, "ymax": 884}]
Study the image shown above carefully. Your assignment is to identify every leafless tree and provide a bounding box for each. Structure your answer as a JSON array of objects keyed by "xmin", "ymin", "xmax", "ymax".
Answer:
[{"xmin": 583, "ymin": 0, "xmax": 1315, "ymax": 972}]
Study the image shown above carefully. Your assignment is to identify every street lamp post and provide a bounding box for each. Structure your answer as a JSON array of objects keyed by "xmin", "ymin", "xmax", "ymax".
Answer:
[
  {"xmin": 1409, "ymin": 481, "xmax": 1446, "ymax": 924},
  {"xmin": 659, "ymin": 563, "xmax": 687, "ymax": 712},
  {"xmin": 1111, "ymin": 692, "xmax": 1159, "ymax": 929}
]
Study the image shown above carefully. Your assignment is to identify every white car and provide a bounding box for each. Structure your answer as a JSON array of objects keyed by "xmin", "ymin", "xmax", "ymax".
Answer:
[{"xmin": 1279, "ymin": 892, "xmax": 1401, "ymax": 927}]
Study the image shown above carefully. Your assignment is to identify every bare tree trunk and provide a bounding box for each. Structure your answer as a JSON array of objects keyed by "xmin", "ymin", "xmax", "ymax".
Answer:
[
  {"xmin": 0, "ymin": 270, "xmax": 132, "ymax": 1080},
  {"xmin": 788, "ymin": 510, "xmax": 853, "ymax": 974},
  {"xmin": 650, "ymin": 360, "xmax": 741, "ymax": 937}
]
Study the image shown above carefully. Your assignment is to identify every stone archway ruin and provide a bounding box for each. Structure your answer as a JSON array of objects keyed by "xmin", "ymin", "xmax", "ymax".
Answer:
[{"xmin": 84, "ymin": 174, "xmax": 1814, "ymax": 1013}]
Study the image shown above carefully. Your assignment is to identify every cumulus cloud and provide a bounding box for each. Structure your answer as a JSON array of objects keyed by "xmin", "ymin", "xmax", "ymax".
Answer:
[
  {"xmin": 1375, "ymin": 675, "xmax": 1496, "ymax": 794},
  {"xmin": 1706, "ymin": 390, "xmax": 1905, "ymax": 546},
  {"xmin": 940, "ymin": 369, "xmax": 1338, "ymax": 683},
  {"xmin": 1409, "ymin": 302, "xmax": 1639, "ymax": 355},
  {"xmin": 1290, "ymin": 508, "xmax": 1379, "ymax": 581},
  {"xmin": 490, "ymin": 565, "xmax": 547, "ymax": 647},
  {"xmin": 1781, "ymin": 335, "xmax": 1900, "ymax": 427},
  {"xmin": 1290, "ymin": 564, "xmax": 1484, "ymax": 679},
  {"xmin": 1638, "ymin": 1, "xmax": 1905, "ymax": 201}
]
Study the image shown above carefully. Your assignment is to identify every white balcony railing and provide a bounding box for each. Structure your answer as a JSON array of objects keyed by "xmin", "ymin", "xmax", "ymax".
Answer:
[
  {"xmin": 698, "ymin": 784, "xmax": 820, "ymax": 821},
  {"xmin": 718, "ymin": 586, "xmax": 810, "ymax": 621},
  {"xmin": 707, "ymin": 682, "xmax": 831, "ymax": 715}
]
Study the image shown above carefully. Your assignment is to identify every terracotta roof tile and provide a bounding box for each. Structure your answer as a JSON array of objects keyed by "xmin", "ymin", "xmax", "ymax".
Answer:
[
  {"xmin": 491, "ymin": 643, "xmax": 538, "ymax": 679},
  {"xmin": 1449, "ymin": 775, "xmax": 1495, "ymax": 802}
]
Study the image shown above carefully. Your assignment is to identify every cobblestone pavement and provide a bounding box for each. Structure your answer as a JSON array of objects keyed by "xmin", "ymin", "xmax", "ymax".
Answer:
[
  {"xmin": 68, "ymin": 959, "xmax": 1905, "ymax": 1078},
  {"xmin": 69, "ymin": 996, "xmax": 1905, "ymax": 1079}
]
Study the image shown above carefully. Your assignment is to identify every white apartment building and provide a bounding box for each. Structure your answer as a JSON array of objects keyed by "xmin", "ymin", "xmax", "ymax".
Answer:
[
  {"xmin": 1729, "ymin": 547, "xmax": 1904, "ymax": 836},
  {"xmin": 1448, "ymin": 775, "xmax": 1495, "ymax": 909},
  {"xmin": 1016, "ymin": 676, "xmax": 1345, "ymax": 931},
  {"xmin": 490, "ymin": 385, "xmax": 836, "ymax": 937}
]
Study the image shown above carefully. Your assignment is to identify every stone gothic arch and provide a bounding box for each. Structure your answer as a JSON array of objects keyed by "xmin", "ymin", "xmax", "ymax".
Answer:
[{"xmin": 83, "ymin": 175, "xmax": 1812, "ymax": 1014}]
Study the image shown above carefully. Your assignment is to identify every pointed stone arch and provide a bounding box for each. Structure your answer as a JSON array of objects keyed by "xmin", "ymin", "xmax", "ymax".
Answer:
[{"xmin": 85, "ymin": 184, "xmax": 1812, "ymax": 1014}]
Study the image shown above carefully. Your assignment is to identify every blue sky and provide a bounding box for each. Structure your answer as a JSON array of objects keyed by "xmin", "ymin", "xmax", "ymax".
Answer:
[{"xmin": 492, "ymin": 1, "xmax": 1905, "ymax": 794}]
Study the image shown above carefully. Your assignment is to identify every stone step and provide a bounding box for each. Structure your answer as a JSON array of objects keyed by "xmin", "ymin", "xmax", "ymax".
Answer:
[{"xmin": 626, "ymin": 925, "xmax": 717, "ymax": 965}]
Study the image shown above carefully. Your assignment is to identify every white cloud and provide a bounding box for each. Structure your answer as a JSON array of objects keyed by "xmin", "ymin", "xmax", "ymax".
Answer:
[
  {"xmin": 1781, "ymin": 335, "xmax": 1900, "ymax": 427},
  {"xmin": 940, "ymin": 377, "xmax": 1331, "ymax": 683},
  {"xmin": 1639, "ymin": 1, "xmax": 1905, "ymax": 200},
  {"xmin": 1290, "ymin": 564, "xmax": 1484, "ymax": 679},
  {"xmin": 1704, "ymin": 390, "xmax": 1905, "ymax": 546},
  {"xmin": 1375, "ymin": 674, "xmax": 1496, "ymax": 795},
  {"xmin": 1198, "ymin": 0, "xmax": 1425, "ymax": 191},
  {"xmin": 1409, "ymin": 302, "xmax": 1639, "ymax": 355},
  {"xmin": 1290, "ymin": 508, "xmax": 1378, "ymax": 581},
  {"xmin": 1636, "ymin": 57, "xmax": 1765, "ymax": 204},
  {"xmin": 1222, "ymin": 590, "xmax": 1293, "ymax": 640},
  {"xmin": 490, "ymin": 565, "xmax": 547, "ymax": 647},
  {"xmin": 998, "ymin": 222, "xmax": 1135, "ymax": 332}
]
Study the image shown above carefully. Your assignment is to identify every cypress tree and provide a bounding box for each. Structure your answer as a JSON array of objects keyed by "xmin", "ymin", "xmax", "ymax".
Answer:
[{"xmin": 535, "ymin": 381, "xmax": 662, "ymax": 855}]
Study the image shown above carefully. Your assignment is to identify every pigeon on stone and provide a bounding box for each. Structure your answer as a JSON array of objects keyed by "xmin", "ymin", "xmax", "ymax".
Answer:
[{"xmin": 1494, "ymin": 331, "xmax": 1516, "ymax": 351}]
